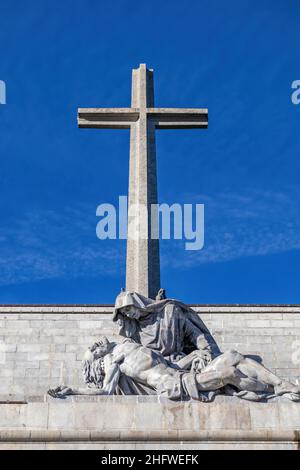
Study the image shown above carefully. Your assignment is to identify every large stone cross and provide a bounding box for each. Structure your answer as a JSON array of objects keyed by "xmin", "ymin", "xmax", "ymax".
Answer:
[{"xmin": 78, "ymin": 64, "xmax": 208, "ymax": 299}]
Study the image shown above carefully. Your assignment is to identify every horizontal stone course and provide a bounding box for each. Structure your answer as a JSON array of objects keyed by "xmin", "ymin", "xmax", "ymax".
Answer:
[
  {"xmin": 0, "ymin": 396, "xmax": 299, "ymax": 433},
  {"xmin": 0, "ymin": 395, "xmax": 299, "ymax": 449}
]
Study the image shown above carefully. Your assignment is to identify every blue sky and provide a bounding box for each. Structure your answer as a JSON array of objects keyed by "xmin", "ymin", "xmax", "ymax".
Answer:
[{"xmin": 0, "ymin": 0, "xmax": 299, "ymax": 304}]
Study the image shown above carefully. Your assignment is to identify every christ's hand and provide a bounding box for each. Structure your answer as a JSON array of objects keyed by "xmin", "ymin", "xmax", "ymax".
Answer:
[
  {"xmin": 192, "ymin": 349, "xmax": 212, "ymax": 372},
  {"xmin": 48, "ymin": 386, "xmax": 73, "ymax": 399}
]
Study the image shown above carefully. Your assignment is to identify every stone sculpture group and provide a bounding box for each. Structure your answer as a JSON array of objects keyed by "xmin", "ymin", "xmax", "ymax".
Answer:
[{"xmin": 48, "ymin": 291, "xmax": 300, "ymax": 402}]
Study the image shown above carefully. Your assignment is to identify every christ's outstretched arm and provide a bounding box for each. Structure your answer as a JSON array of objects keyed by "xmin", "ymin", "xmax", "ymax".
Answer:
[{"xmin": 48, "ymin": 362, "xmax": 121, "ymax": 398}]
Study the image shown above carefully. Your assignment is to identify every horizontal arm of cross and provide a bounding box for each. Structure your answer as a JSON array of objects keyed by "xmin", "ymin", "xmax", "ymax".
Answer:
[
  {"xmin": 78, "ymin": 108, "xmax": 139, "ymax": 129},
  {"xmin": 78, "ymin": 107, "xmax": 208, "ymax": 129},
  {"xmin": 147, "ymin": 108, "xmax": 208, "ymax": 129}
]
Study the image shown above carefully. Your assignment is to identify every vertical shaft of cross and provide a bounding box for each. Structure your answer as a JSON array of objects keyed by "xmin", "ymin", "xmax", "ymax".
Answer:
[{"xmin": 126, "ymin": 64, "xmax": 160, "ymax": 299}]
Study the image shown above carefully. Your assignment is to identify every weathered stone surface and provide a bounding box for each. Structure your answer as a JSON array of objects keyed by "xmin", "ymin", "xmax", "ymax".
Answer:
[{"xmin": 0, "ymin": 396, "xmax": 299, "ymax": 449}]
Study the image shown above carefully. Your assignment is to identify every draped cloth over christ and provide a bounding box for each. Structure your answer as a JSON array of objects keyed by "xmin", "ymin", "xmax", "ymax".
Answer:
[{"xmin": 113, "ymin": 292, "xmax": 220, "ymax": 361}]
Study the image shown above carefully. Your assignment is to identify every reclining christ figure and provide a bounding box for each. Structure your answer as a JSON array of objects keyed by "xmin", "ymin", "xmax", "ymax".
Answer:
[{"xmin": 48, "ymin": 336, "xmax": 300, "ymax": 402}]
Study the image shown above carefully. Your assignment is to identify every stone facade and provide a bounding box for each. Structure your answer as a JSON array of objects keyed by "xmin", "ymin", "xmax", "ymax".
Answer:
[
  {"xmin": 0, "ymin": 305, "xmax": 299, "ymax": 398},
  {"xmin": 0, "ymin": 304, "xmax": 299, "ymax": 449}
]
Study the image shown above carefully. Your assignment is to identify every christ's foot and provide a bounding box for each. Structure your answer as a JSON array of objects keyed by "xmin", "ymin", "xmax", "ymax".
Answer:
[
  {"xmin": 281, "ymin": 392, "xmax": 300, "ymax": 402},
  {"xmin": 274, "ymin": 380, "xmax": 300, "ymax": 398}
]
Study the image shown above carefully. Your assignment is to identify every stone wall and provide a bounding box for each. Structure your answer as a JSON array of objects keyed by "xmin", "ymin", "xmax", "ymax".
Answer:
[
  {"xmin": 0, "ymin": 305, "xmax": 300, "ymax": 398},
  {"xmin": 0, "ymin": 396, "xmax": 300, "ymax": 450}
]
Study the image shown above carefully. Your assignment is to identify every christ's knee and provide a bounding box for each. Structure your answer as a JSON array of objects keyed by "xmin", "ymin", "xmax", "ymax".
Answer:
[{"xmin": 221, "ymin": 349, "xmax": 244, "ymax": 367}]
